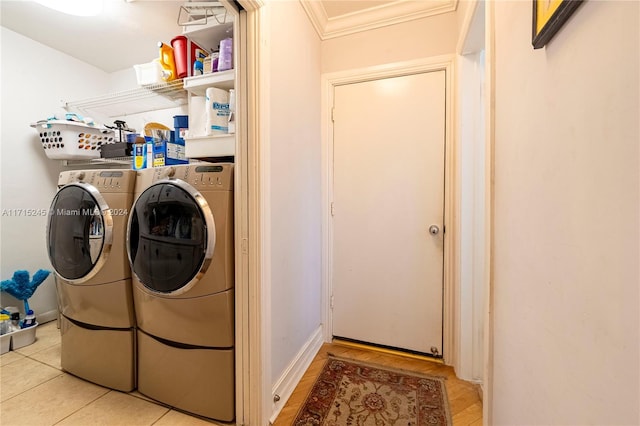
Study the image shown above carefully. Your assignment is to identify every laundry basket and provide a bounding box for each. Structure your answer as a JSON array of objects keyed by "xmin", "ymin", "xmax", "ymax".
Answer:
[{"xmin": 32, "ymin": 120, "xmax": 115, "ymax": 160}]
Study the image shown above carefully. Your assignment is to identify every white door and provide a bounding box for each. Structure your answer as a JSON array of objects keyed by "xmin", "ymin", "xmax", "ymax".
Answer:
[{"xmin": 331, "ymin": 70, "xmax": 446, "ymax": 356}]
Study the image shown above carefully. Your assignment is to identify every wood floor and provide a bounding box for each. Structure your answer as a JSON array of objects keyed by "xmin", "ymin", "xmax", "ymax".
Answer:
[{"xmin": 272, "ymin": 342, "xmax": 483, "ymax": 426}]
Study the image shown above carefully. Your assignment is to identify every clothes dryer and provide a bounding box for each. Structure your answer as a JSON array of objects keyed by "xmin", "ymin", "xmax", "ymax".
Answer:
[
  {"xmin": 47, "ymin": 169, "xmax": 136, "ymax": 392},
  {"xmin": 127, "ymin": 163, "xmax": 234, "ymax": 422}
]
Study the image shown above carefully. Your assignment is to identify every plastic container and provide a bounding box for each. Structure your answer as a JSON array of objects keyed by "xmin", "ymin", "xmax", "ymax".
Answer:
[
  {"xmin": 0, "ymin": 314, "xmax": 9, "ymax": 335},
  {"xmin": 209, "ymin": 50, "xmax": 220, "ymax": 73},
  {"xmin": 173, "ymin": 115, "xmax": 189, "ymax": 129},
  {"xmin": 1, "ymin": 333, "xmax": 10, "ymax": 354},
  {"xmin": 193, "ymin": 59, "xmax": 204, "ymax": 76},
  {"xmin": 195, "ymin": 48, "xmax": 208, "ymax": 62},
  {"xmin": 171, "ymin": 36, "xmax": 205, "ymax": 79},
  {"xmin": 11, "ymin": 322, "xmax": 38, "ymax": 350},
  {"xmin": 174, "ymin": 115, "xmax": 189, "ymax": 141},
  {"xmin": 5, "ymin": 307, "xmax": 19, "ymax": 330},
  {"xmin": 158, "ymin": 42, "xmax": 177, "ymax": 81},
  {"xmin": 134, "ymin": 60, "xmax": 164, "ymax": 86},
  {"xmin": 217, "ymin": 38, "xmax": 233, "ymax": 71},
  {"xmin": 21, "ymin": 310, "xmax": 36, "ymax": 328},
  {"xmin": 31, "ymin": 120, "xmax": 114, "ymax": 160}
]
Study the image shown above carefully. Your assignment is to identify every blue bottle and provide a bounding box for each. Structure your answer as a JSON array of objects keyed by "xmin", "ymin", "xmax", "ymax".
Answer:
[{"xmin": 21, "ymin": 310, "xmax": 36, "ymax": 328}]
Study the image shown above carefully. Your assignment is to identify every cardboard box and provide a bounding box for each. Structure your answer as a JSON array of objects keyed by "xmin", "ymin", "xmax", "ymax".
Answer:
[
  {"xmin": 132, "ymin": 142, "xmax": 153, "ymax": 170},
  {"xmin": 149, "ymin": 135, "xmax": 188, "ymax": 167}
]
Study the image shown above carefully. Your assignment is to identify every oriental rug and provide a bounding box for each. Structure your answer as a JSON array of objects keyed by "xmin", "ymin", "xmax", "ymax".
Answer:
[{"xmin": 292, "ymin": 355, "xmax": 452, "ymax": 426}]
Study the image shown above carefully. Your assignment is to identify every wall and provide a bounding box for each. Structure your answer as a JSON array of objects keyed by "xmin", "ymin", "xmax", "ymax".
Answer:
[
  {"xmin": 106, "ymin": 68, "xmax": 187, "ymax": 133},
  {"xmin": 321, "ymin": 11, "xmax": 458, "ymax": 74},
  {"xmin": 266, "ymin": 0, "xmax": 322, "ymax": 397},
  {"xmin": 491, "ymin": 1, "xmax": 639, "ymax": 424},
  {"xmin": 0, "ymin": 27, "xmax": 109, "ymax": 319}
]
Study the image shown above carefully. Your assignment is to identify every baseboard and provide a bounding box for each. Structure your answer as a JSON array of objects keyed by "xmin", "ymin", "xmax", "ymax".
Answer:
[
  {"xmin": 37, "ymin": 309, "xmax": 59, "ymax": 325},
  {"xmin": 269, "ymin": 325, "xmax": 324, "ymax": 424}
]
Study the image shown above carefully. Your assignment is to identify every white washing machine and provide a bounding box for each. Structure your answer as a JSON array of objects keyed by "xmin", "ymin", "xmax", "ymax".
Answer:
[
  {"xmin": 47, "ymin": 169, "xmax": 137, "ymax": 392},
  {"xmin": 127, "ymin": 163, "xmax": 235, "ymax": 422}
]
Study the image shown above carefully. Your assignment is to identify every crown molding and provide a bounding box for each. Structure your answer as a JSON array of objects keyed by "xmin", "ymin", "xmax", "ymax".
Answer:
[
  {"xmin": 300, "ymin": 0, "xmax": 458, "ymax": 40},
  {"xmin": 299, "ymin": 0, "xmax": 328, "ymax": 39}
]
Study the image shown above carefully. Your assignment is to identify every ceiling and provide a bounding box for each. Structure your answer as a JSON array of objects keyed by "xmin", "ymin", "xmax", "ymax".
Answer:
[
  {"xmin": 0, "ymin": 0, "xmax": 457, "ymax": 73},
  {"xmin": 321, "ymin": 1, "xmax": 394, "ymax": 19},
  {"xmin": 0, "ymin": 0, "xmax": 210, "ymax": 73}
]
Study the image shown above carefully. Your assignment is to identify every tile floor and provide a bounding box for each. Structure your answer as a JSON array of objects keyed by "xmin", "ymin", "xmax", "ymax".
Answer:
[
  {"xmin": 0, "ymin": 321, "xmax": 219, "ymax": 426},
  {"xmin": 3, "ymin": 321, "xmax": 482, "ymax": 425}
]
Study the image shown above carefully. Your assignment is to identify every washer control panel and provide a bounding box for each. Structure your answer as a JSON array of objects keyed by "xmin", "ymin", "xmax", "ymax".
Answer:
[
  {"xmin": 58, "ymin": 169, "xmax": 136, "ymax": 192},
  {"xmin": 150, "ymin": 163, "xmax": 233, "ymax": 191}
]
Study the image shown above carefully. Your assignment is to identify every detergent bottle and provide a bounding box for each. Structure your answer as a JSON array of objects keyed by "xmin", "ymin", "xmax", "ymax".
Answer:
[{"xmin": 158, "ymin": 42, "xmax": 177, "ymax": 82}]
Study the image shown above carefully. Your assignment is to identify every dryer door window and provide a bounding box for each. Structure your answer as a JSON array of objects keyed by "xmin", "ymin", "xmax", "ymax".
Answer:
[
  {"xmin": 128, "ymin": 181, "xmax": 215, "ymax": 294},
  {"xmin": 47, "ymin": 184, "xmax": 113, "ymax": 282}
]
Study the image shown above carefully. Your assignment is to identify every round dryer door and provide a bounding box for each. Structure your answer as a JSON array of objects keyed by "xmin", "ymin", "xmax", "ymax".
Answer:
[
  {"xmin": 47, "ymin": 183, "xmax": 113, "ymax": 283},
  {"xmin": 127, "ymin": 179, "xmax": 215, "ymax": 295}
]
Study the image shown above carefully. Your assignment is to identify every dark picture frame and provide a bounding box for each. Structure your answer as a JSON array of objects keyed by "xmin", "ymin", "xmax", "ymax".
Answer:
[{"xmin": 532, "ymin": 0, "xmax": 583, "ymax": 49}]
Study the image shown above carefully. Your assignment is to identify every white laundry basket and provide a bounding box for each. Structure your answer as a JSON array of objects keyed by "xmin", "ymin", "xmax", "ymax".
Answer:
[{"xmin": 32, "ymin": 120, "xmax": 115, "ymax": 160}]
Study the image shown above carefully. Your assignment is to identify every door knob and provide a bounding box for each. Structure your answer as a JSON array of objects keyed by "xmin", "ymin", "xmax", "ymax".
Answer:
[{"xmin": 429, "ymin": 225, "xmax": 440, "ymax": 235}]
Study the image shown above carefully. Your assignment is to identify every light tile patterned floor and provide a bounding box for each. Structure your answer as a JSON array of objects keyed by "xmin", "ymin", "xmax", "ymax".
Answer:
[
  {"xmin": 2, "ymin": 321, "xmax": 483, "ymax": 425},
  {"xmin": 0, "ymin": 321, "xmax": 218, "ymax": 426}
]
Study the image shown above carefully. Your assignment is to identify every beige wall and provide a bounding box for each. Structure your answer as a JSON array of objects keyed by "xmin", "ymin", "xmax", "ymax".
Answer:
[
  {"xmin": 266, "ymin": 0, "xmax": 323, "ymax": 387},
  {"xmin": 491, "ymin": 1, "xmax": 639, "ymax": 424},
  {"xmin": 0, "ymin": 27, "xmax": 110, "ymax": 320},
  {"xmin": 321, "ymin": 11, "xmax": 458, "ymax": 74}
]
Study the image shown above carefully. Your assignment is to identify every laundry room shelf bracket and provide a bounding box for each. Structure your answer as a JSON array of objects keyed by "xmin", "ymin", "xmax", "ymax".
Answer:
[{"xmin": 177, "ymin": 1, "xmax": 229, "ymax": 26}]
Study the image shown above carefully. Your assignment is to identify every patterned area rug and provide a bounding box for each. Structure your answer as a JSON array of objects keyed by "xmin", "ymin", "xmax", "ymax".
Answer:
[{"xmin": 293, "ymin": 355, "xmax": 452, "ymax": 426}]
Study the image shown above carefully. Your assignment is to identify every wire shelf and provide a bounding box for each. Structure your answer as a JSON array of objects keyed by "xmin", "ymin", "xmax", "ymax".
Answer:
[
  {"xmin": 61, "ymin": 156, "xmax": 133, "ymax": 168},
  {"xmin": 63, "ymin": 80, "xmax": 187, "ymax": 118}
]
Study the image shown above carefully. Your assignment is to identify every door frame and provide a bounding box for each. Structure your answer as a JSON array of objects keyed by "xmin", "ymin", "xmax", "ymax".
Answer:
[
  {"xmin": 455, "ymin": 0, "xmax": 487, "ymax": 385},
  {"xmin": 321, "ymin": 56, "xmax": 456, "ymax": 363},
  {"xmin": 234, "ymin": 0, "xmax": 267, "ymax": 424}
]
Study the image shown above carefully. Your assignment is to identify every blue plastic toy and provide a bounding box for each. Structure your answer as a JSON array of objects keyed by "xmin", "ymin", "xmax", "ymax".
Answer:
[{"xmin": 1, "ymin": 269, "xmax": 51, "ymax": 314}]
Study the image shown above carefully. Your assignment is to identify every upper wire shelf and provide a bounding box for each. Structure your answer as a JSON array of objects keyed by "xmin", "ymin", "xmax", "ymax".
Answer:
[{"xmin": 63, "ymin": 80, "xmax": 187, "ymax": 118}]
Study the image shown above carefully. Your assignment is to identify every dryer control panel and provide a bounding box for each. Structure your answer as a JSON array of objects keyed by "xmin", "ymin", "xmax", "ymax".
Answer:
[{"xmin": 58, "ymin": 169, "xmax": 136, "ymax": 193}]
